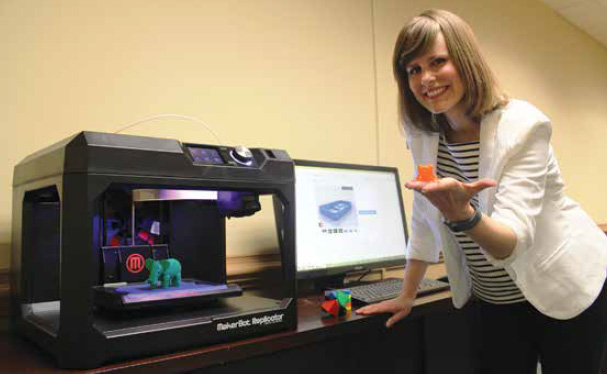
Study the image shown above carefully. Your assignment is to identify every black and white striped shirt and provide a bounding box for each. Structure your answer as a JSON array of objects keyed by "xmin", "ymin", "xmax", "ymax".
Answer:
[{"xmin": 437, "ymin": 136, "xmax": 525, "ymax": 304}]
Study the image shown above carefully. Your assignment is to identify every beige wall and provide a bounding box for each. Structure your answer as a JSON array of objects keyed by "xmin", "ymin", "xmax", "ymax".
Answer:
[{"xmin": 1, "ymin": 0, "xmax": 606, "ymax": 269}]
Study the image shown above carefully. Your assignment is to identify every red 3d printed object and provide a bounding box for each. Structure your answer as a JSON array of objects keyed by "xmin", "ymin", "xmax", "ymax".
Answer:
[{"xmin": 416, "ymin": 165, "xmax": 437, "ymax": 182}]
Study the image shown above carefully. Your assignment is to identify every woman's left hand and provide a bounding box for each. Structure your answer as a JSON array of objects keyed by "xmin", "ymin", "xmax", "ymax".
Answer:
[{"xmin": 405, "ymin": 177, "xmax": 497, "ymax": 221}]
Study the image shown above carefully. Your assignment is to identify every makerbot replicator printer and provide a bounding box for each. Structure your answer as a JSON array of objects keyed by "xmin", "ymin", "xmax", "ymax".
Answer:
[{"xmin": 10, "ymin": 131, "xmax": 296, "ymax": 368}]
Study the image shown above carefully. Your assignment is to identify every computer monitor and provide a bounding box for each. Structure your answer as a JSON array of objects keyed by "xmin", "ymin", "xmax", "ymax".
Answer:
[{"xmin": 294, "ymin": 160, "xmax": 408, "ymax": 288}]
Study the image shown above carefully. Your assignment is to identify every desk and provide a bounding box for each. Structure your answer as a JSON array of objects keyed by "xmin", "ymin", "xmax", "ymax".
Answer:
[{"xmin": 0, "ymin": 287, "xmax": 476, "ymax": 374}]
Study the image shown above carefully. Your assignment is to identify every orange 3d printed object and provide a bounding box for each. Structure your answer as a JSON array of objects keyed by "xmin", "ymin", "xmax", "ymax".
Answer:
[{"xmin": 416, "ymin": 165, "xmax": 437, "ymax": 182}]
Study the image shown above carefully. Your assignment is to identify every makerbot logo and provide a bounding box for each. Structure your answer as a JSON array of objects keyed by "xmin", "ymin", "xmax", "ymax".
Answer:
[
  {"xmin": 216, "ymin": 313, "xmax": 285, "ymax": 332},
  {"xmin": 126, "ymin": 254, "xmax": 145, "ymax": 274}
]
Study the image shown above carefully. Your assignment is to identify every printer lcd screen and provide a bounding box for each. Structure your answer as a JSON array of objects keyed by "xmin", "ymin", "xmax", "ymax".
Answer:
[{"xmin": 188, "ymin": 146, "xmax": 225, "ymax": 165}]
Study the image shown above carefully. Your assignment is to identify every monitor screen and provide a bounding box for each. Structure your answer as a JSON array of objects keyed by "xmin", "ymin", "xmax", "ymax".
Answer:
[{"xmin": 294, "ymin": 160, "xmax": 408, "ymax": 280}]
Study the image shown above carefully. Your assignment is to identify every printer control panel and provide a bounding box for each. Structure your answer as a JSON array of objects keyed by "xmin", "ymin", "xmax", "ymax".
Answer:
[{"xmin": 186, "ymin": 144, "xmax": 258, "ymax": 167}]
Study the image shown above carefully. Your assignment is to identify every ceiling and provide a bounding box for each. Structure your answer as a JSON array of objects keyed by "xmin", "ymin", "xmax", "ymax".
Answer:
[{"xmin": 540, "ymin": 0, "xmax": 607, "ymax": 49}]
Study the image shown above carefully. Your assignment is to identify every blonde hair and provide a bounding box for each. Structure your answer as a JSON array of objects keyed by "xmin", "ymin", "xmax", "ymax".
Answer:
[{"xmin": 393, "ymin": 9, "xmax": 507, "ymax": 132}]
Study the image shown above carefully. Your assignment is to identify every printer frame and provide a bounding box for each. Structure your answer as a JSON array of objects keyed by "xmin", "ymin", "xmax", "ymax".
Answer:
[{"xmin": 10, "ymin": 132, "xmax": 297, "ymax": 368}]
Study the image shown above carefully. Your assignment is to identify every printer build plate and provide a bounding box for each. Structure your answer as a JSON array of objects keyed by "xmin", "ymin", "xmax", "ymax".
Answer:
[{"xmin": 94, "ymin": 279, "xmax": 242, "ymax": 311}]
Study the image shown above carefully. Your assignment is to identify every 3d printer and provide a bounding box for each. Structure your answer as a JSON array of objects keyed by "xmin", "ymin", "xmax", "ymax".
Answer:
[{"xmin": 10, "ymin": 131, "xmax": 297, "ymax": 368}]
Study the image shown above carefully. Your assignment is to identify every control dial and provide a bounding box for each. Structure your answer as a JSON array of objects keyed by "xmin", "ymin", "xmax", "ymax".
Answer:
[{"xmin": 230, "ymin": 146, "xmax": 254, "ymax": 165}]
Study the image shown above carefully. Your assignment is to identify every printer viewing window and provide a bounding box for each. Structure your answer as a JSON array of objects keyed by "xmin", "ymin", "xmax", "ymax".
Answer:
[{"xmin": 294, "ymin": 160, "xmax": 408, "ymax": 289}]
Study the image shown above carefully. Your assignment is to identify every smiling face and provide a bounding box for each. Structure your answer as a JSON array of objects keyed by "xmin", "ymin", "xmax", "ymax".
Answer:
[{"xmin": 405, "ymin": 32, "xmax": 466, "ymax": 120}]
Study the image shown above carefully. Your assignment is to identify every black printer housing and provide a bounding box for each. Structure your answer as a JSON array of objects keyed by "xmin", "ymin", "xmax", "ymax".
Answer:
[{"xmin": 10, "ymin": 131, "xmax": 297, "ymax": 368}]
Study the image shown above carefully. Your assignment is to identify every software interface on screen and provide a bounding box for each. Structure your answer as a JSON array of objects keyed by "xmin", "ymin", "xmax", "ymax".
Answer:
[{"xmin": 295, "ymin": 164, "xmax": 407, "ymax": 275}]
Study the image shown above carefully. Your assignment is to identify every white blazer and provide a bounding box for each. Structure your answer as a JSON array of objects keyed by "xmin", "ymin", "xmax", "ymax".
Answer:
[{"xmin": 405, "ymin": 99, "xmax": 607, "ymax": 319}]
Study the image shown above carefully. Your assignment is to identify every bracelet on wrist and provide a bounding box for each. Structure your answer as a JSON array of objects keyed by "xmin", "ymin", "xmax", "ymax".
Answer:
[{"xmin": 443, "ymin": 205, "xmax": 482, "ymax": 232}]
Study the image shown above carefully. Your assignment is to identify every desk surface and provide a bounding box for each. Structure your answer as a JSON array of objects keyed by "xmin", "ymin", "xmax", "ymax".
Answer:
[{"xmin": 0, "ymin": 287, "xmax": 452, "ymax": 374}]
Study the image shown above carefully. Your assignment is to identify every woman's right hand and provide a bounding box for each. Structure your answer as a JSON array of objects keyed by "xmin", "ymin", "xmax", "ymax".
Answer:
[{"xmin": 355, "ymin": 294, "xmax": 415, "ymax": 328}]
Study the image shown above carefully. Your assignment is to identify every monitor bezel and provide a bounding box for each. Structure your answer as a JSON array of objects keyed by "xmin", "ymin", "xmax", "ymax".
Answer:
[{"xmin": 293, "ymin": 159, "xmax": 409, "ymax": 281}]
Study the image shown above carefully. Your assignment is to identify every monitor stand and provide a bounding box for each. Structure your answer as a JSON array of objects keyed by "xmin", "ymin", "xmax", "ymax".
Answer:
[{"xmin": 312, "ymin": 274, "xmax": 348, "ymax": 292}]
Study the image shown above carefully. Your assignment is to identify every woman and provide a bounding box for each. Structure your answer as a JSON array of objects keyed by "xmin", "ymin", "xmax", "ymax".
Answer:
[{"xmin": 356, "ymin": 9, "xmax": 607, "ymax": 374}]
